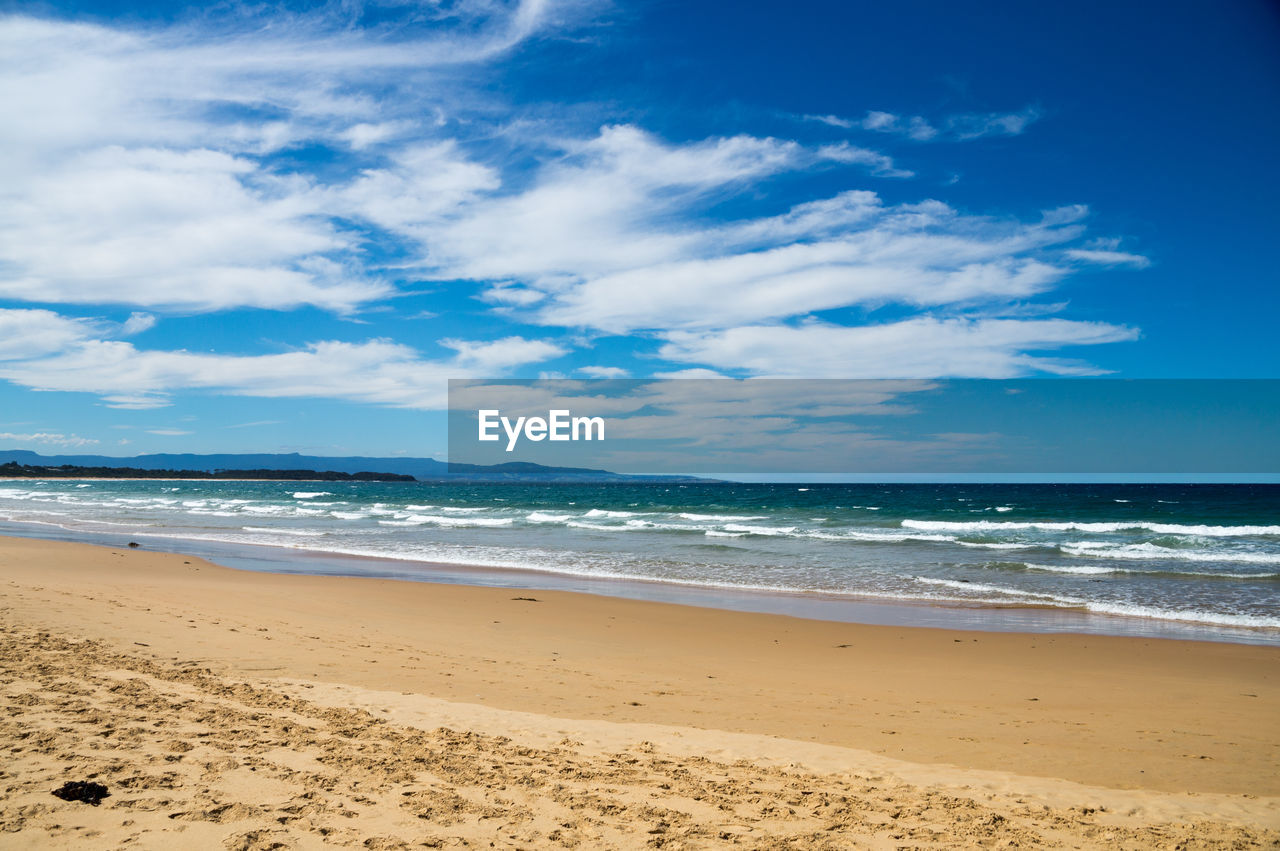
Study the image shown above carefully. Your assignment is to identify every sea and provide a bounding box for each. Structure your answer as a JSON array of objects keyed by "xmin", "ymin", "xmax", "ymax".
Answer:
[{"xmin": 1, "ymin": 479, "xmax": 1277, "ymax": 644}]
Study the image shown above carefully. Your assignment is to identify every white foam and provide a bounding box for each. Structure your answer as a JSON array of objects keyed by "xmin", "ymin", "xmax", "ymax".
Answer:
[
  {"xmin": 804, "ymin": 530, "xmax": 955, "ymax": 544},
  {"xmin": 242, "ymin": 526, "xmax": 325, "ymax": 537},
  {"xmin": 912, "ymin": 577, "xmax": 1280, "ymax": 628},
  {"xmin": 623, "ymin": 519, "xmax": 702, "ymax": 531},
  {"xmin": 903, "ymin": 519, "xmax": 1280, "ymax": 537},
  {"xmin": 565, "ymin": 520, "xmax": 642, "ymax": 531},
  {"xmin": 1078, "ymin": 601, "xmax": 1280, "ymax": 629},
  {"xmin": 914, "ymin": 577, "xmax": 1067, "ymax": 601},
  {"xmin": 722, "ymin": 523, "xmax": 798, "ymax": 537},
  {"xmin": 1062, "ymin": 542, "xmax": 1279, "ymax": 565},
  {"xmin": 584, "ymin": 509, "xmax": 639, "ymax": 518},
  {"xmin": 1023, "ymin": 563, "xmax": 1116, "ymax": 575},
  {"xmin": 527, "ymin": 511, "xmax": 572, "ymax": 522},
  {"xmin": 330, "ymin": 511, "xmax": 369, "ymax": 520},
  {"xmin": 293, "ymin": 491, "xmax": 331, "ymax": 499},
  {"xmin": 956, "ymin": 541, "xmax": 1034, "ymax": 550},
  {"xmin": 1022, "ymin": 562, "xmax": 1277, "ymax": 580},
  {"xmin": 400, "ymin": 514, "xmax": 514, "ymax": 528}
]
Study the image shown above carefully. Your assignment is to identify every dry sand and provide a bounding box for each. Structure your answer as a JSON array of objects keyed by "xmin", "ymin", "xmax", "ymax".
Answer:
[{"xmin": 0, "ymin": 534, "xmax": 1277, "ymax": 848}]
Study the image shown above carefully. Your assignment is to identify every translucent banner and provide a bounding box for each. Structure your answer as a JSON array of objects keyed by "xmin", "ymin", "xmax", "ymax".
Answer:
[{"xmin": 447, "ymin": 379, "xmax": 1279, "ymax": 476}]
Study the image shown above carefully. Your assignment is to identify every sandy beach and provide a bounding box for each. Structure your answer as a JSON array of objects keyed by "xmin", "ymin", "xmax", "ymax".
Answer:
[{"xmin": 1, "ymin": 533, "xmax": 1277, "ymax": 848}]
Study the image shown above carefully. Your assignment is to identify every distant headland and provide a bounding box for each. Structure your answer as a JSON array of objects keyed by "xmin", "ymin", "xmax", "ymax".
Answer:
[{"xmin": 0, "ymin": 451, "xmax": 707, "ymax": 484}]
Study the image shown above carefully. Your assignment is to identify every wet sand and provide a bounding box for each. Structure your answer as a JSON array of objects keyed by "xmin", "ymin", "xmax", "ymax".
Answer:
[{"xmin": 1, "ymin": 534, "xmax": 1277, "ymax": 848}]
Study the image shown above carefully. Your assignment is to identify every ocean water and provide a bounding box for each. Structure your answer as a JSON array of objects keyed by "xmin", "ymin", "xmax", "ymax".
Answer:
[{"xmin": 1, "ymin": 479, "xmax": 1277, "ymax": 640}]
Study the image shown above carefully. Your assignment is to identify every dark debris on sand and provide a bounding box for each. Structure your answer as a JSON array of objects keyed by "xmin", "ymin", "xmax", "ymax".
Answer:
[{"xmin": 51, "ymin": 781, "xmax": 110, "ymax": 806}]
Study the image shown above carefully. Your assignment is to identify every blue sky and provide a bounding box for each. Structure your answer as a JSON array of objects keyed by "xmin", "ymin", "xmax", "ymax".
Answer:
[{"xmin": 0, "ymin": 0, "xmax": 1277, "ymax": 459}]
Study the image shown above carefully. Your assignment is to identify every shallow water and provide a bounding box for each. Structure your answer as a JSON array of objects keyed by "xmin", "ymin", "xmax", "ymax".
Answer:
[{"xmin": 2, "ymin": 480, "xmax": 1277, "ymax": 642}]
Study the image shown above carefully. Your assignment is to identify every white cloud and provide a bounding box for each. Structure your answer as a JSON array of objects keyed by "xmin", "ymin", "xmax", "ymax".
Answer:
[
  {"xmin": 0, "ymin": 308, "xmax": 94, "ymax": 360},
  {"xmin": 0, "ymin": 309, "xmax": 564, "ymax": 409},
  {"xmin": 947, "ymin": 107, "xmax": 1041, "ymax": 140},
  {"xmin": 0, "ymin": 146, "xmax": 387, "ymax": 312},
  {"xmin": 340, "ymin": 121, "xmax": 413, "ymax": 150},
  {"xmin": 0, "ymin": 5, "xmax": 571, "ymax": 315},
  {"xmin": 0, "ymin": 431, "xmax": 99, "ymax": 447},
  {"xmin": 481, "ymin": 285, "xmax": 548, "ymax": 307},
  {"xmin": 121, "ymin": 312, "xmax": 157, "ymax": 335},
  {"xmin": 397, "ymin": 125, "xmax": 908, "ymax": 296},
  {"xmin": 0, "ymin": 10, "xmax": 1143, "ymax": 394},
  {"xmin": 657, "ymin": 317, "xmax": 1138, "ymax": 378},
  {"xmin": 520, "ymin": 194, "xmax": 1082, "ymax": 333},
  {"xmin": 1065, "ymin": 248, "xmax": 1151, "ymax": 268},
  {"xmin": 803, "ymin": 114, "xmax": 855, "ymax": 129},
  {"xmin": 817, "ymin": 142, "xmax": 914, "ymax": 177},
  {"xmin": 335, "ymin": 142, "xmax": 500, "ymax": 235},
  {"xmin": 578, "ymin": 366, "xmax": 629, "ymax": 378},
  {"xmin": 809, "ymin": 107, "xmax": 1039, "ymax": 142},
  {"xmin": 146, "ymin": 429, "xmax": 192, "ymax": 436},
  {"xmin": 439, "ymin": 336, "xmax": 567, "ymax": 372},
  {"xmin": 0, "ymin": 3, "xmax": 565, "ymax": 159},
  {"xmin": 859, "ymin": 110, "xmax": 939, "ymax": 141},
  {"xmin": 651, "ymin": 368, "xmax": 730, "ymax": 379}
]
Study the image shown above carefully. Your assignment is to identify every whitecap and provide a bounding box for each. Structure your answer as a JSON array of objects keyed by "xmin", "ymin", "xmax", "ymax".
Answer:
[{"xmin": 903, "ymin": 519, "xmax": 1280, "ymax": 537}]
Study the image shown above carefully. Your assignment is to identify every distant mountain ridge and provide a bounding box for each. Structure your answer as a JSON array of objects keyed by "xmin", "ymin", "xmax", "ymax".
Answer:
[{"xmin": 0, "ymin": 450, "xmax": 705, "ymax": 483}]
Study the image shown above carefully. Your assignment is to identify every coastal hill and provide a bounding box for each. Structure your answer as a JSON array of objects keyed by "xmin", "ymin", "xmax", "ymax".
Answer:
[
  {"xmin": 0, "ymin": 450, "xmax": 705, "ymax": 483},
  {"xmin": 0, "ymin": 461, "xmax": 413, "ymax": 482}
]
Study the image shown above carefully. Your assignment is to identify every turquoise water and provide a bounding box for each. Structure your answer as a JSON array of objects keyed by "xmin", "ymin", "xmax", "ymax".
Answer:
[{"xmin": 1, "ymin": 480, "xmax": 1277, "ymax": 637}]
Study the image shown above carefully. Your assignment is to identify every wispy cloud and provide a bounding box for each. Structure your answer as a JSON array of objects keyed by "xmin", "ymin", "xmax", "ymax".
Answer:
[
  {"xmin": 121, "ymin": 312, "xmax": 157, "ymax": 335},
  {"xmin": 805, "ymin": 106, "xmax": 1041, "ymax": 142},
  {"xmin": 0, "ymin": 431, "xmax": 99, "ymax": 447},
  {"xmin": 1065, "ymin": 249, "xmax": 1151, "ymax": 268},
  {"xmin": 946, "ymin": 107, "xmax": 1041, "ymax": 140},
  {"xmin": 658, "ymin": 317, "xmax": 1138, "ymax": 378},
  {"xmin": 510, "ymin": 199, "xmax": 1087, "ymax": 334},
  {"xmin": 0, "ymin": 4, "xmax": 577, "ymax": 315},
  {"xmin": 0, "ymin": 309, "xmax": 564, "ymax": 409}
]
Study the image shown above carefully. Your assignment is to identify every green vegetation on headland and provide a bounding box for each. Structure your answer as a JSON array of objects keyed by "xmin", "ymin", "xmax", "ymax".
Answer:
[{"xmin": 0, "ymin": 462, "xmax": 414, "ymax": 482}]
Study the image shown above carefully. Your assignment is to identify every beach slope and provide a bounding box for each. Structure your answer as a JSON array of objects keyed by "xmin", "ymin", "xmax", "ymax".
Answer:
[{"xmin": 1, "ymin": 535, "xmax": 1277, "ymax": 848}]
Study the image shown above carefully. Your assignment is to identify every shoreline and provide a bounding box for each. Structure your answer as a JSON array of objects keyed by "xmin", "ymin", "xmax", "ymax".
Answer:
[
  {"xmin": 3, "ymin": 517, "xmax": 1278, "ymax": 647},
  {"xmin": 2, "ymin": 533, "xmax": 1278, "ymax": 845}
]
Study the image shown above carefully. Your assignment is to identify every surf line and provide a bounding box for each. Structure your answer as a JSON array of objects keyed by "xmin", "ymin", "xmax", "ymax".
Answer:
[{"xmin": 478, "ymin": 409, "xmax": 606, "ymax": 452}]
